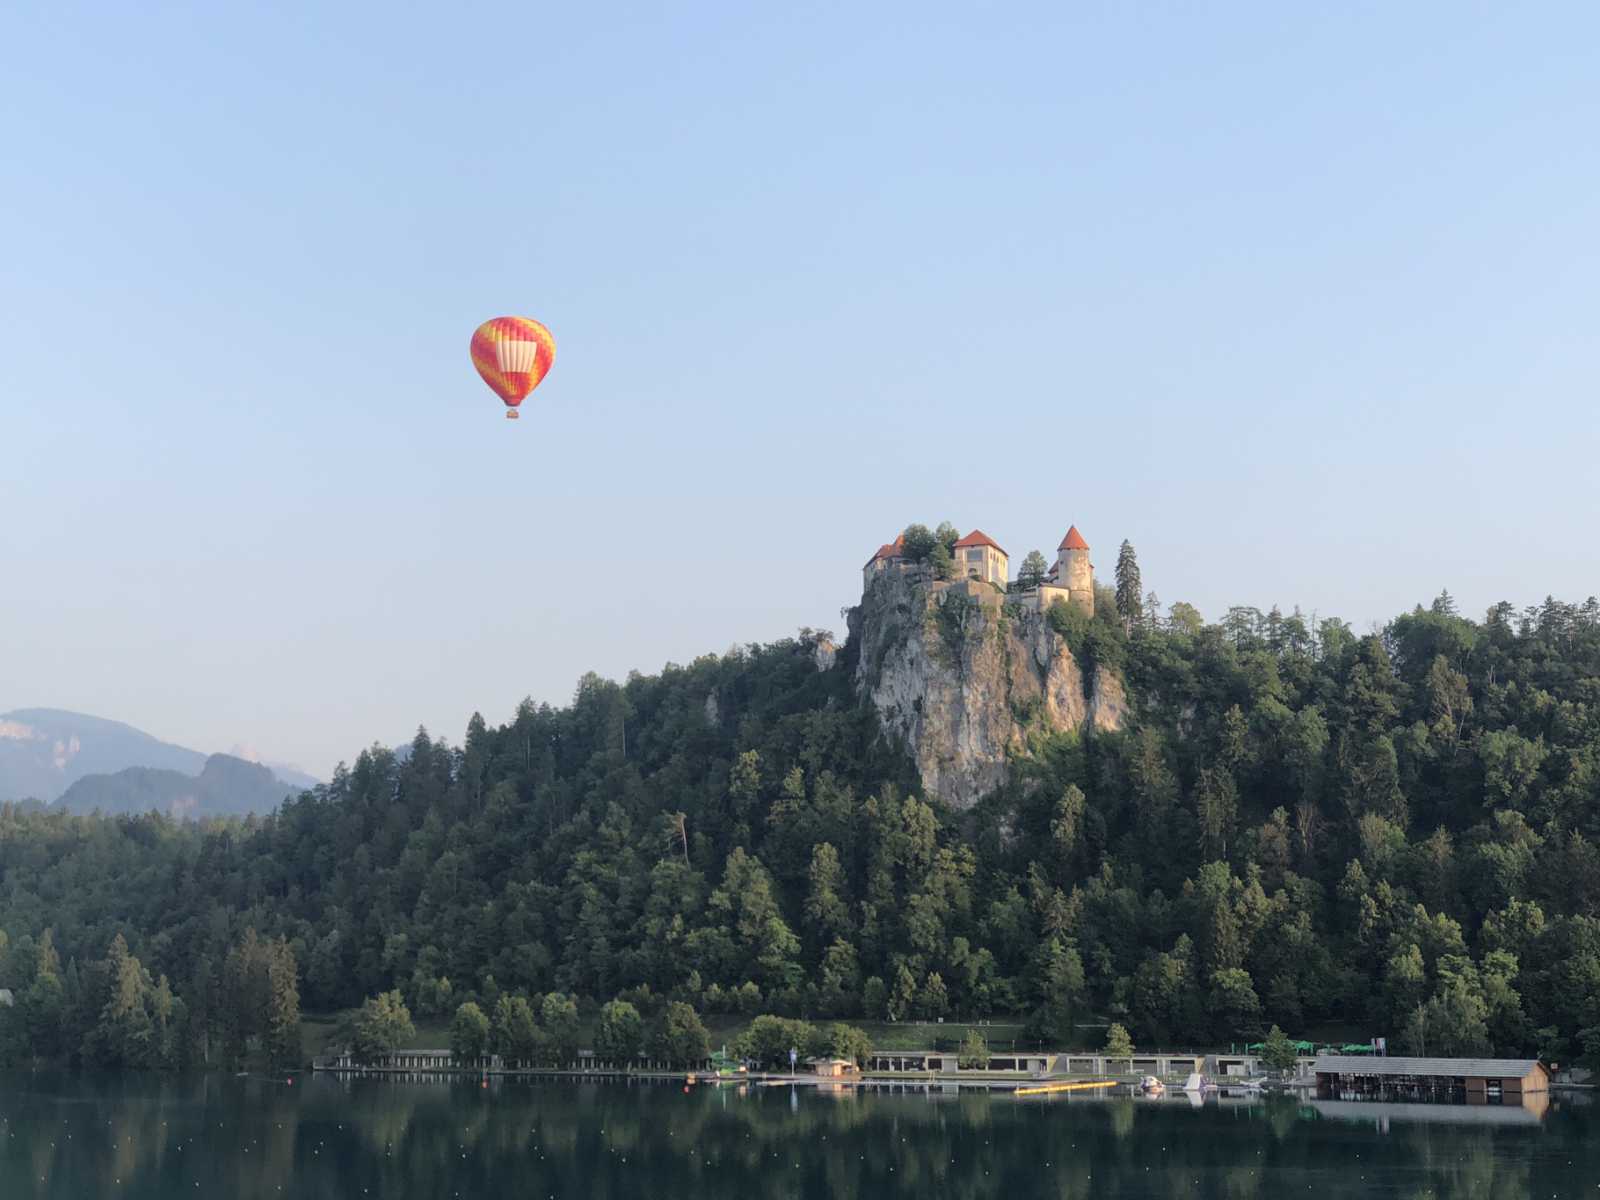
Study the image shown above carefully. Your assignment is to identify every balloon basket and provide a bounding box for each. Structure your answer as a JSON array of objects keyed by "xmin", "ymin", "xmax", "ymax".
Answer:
[{"xmin": 505, "ymin": 409, "xmax": 520, "ymax": 420}]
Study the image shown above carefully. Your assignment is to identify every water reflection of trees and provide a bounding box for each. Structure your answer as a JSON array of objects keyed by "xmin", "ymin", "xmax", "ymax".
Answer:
[{"xmin": 0, "ymin": 1078, "xmax": 1593, "ymax": 1199}]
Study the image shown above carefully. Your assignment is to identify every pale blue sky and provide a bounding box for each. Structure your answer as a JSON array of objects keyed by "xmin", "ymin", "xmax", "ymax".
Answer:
[{"xmin": 3, "ymin": 2, "xmax": 1597, "ymax": 776}]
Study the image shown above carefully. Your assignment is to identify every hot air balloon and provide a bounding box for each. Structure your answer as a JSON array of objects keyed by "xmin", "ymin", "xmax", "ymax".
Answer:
[{"xmin": 470, "ymin": 316, "xmax": 556, "ymax": 419}]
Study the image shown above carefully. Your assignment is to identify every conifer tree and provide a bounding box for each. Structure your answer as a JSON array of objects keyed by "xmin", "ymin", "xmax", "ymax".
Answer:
[
  {"xmin": 1143, "ymin": 591, "xmax": 1161, "ymax": 631},
  {"xmin": 886, "ymin": 963, "xmax": 917, "ymax": 1021},
  {"xmin": 803, "ymin": 843, "xmax": 851, "ymax": 949},
  {"xmin": 1019, "ymin": 550, "xmax": 1048, "ymax": 589},
  {"xmin": 1114, "ymin": 540, "xmax": 1143, "ymax": 630},
  {"xmin": 22, "ymin": 932, "xmax": 65, "ymax": 1062},
  {"xmin": 263, "ymin": 938, "xmax": 302, "ymax": 1070}
]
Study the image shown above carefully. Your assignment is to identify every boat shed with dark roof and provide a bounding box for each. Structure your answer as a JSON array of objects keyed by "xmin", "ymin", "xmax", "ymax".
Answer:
[{"xmin": 1314, "ymin": 1055, "xmax": 1548, "ymax": 1099}]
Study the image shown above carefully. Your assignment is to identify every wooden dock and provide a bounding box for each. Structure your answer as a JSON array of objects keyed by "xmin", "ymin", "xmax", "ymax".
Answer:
[{"xmin": 1013, "ymin": 1080, "xmax": 1118, "ymax": 1097}]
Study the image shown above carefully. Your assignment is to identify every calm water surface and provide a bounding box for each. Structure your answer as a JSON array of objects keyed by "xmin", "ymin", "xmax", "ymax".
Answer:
[{"xmin": 0, "ymin": 1073, "xmax": 1595, "ymax": 1198}]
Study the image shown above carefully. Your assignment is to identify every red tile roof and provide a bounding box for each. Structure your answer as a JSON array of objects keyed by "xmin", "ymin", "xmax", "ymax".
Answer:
[
  {"xmin": 953, "ymin": 529, "xmax": 1006, "ymax": 555},
  {"xmin": 1058, "ymin": 525, "xmax": 1089, "ymax": 552},
  {"xmin": 864, "ymin": 533, "xmax": 907, "ymax": 569}
]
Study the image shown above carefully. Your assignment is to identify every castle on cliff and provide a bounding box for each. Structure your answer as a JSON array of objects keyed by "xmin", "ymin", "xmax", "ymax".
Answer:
[{"xmin": 863, "ymin": 525, "xmax": 1095, "ymax": 615}]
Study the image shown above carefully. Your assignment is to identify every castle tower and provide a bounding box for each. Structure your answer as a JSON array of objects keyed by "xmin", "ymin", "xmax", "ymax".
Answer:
[
  {"xmin": 1055, "ymin": 525, "xmax": 1094, "ymax": 615},
  {"xmin": 952, "ymin": 529, "xmax": 1009, "ymax": 587}
]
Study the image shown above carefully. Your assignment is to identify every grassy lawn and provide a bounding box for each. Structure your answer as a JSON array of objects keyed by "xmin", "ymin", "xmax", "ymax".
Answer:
[
  {"xmin": 849, "ymin": 1020, "xmax": 1032, "ymax": 1052},
  {"xmin": 699, "ymin": 1014, "xmax": 1035, "ymax": 1054},
  {"xmin": 298, "ymin": 1013, "xmax": 452, "ymax": 1057}
]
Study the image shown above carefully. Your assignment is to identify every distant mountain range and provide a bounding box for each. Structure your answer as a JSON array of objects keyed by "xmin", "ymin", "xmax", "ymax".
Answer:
[
  {"xmin": 0, "ymin": 708, "xmax": 319, "ymax": 815},
  {"xmin": 55, "ymin": 753, "xmax": 302, "ymax": 819}
]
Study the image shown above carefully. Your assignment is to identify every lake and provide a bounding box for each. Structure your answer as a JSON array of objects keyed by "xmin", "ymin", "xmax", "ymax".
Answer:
[{"xmin": 1, "ymin": 1073, "xmax": 1595, "ymax": 1198}]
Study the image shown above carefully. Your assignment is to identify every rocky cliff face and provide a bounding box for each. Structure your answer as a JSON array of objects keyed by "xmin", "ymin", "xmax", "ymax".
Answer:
[{"xmin": 849, "ymin": 571, "xmax": 1126, "ymax": 809}]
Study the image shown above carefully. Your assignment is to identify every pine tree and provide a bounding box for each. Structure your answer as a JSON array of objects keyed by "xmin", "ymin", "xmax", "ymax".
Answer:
[
  {"xmin": 104, "ymin": 934, "xmax": 155, "ymax": 1068},
  {"xmin": 1143, "ymin": 591, "xmax": 1162, "ymax": 631},
  {"xmin": 23, "ymin": 931, "xmax": 66, "ymax": 1061},
  {"xmin": 1019, "ymin": 550, "xmax": 1048, "ymax": 590},
  {"xmin": 1114, "ymin": 540, "xmax": 1143, "ymax": 630},
  {"xmin": 263, "ymin": 938, "xmax": 302, "ymax": 1070},
  {"xmin": 803, "ymin": 843, "xmax": 851, "ymax": 949},
  {"xmin": 886, "ymin": 963, "xmax": 917, "ymax": 1021},
  {"xmin": 916, "ymin": 971, "xmax": 949, "ymax": 1019},
  {"xmin": 152, "ymin": 974, "xmax": 181, "ymax": 1069}
]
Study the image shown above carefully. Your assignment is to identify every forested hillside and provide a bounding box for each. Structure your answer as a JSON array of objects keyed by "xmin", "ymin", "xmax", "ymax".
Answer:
[{"xmin": 3, "ymin": 590, "xmax": 1599, "ymax": 1070}]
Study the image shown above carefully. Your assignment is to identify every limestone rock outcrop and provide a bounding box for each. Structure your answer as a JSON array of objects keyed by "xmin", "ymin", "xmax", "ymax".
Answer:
[{"xmin": 847, "ymin": 571, "xmax": 1125, "ymax": 808}]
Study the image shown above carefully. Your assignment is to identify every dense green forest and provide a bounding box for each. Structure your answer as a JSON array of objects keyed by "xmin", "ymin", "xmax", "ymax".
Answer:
[{"xmin": 3, "ymin": 568, "xmax": 1599, "ymax": 1070}]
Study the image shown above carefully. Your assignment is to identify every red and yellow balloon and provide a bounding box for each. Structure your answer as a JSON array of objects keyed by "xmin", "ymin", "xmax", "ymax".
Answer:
[{"xmin": 470, "ymin": 316, "xmax": 556, "ymax": 419}]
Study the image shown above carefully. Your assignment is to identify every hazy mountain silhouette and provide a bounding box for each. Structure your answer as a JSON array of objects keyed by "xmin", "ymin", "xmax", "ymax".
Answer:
[
  {"xmin": 0, "ymin": 708, "xmax": 317, "ymax": 805},
  {"xmin": 55, "ymin": 753, "xmax": 302, "ymax": 818}
]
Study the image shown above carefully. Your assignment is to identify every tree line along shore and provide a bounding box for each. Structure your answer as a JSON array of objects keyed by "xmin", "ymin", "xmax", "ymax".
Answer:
[{"xmin": 2, "ymin": 556, "xmax": 1598, "ymax": 1074}]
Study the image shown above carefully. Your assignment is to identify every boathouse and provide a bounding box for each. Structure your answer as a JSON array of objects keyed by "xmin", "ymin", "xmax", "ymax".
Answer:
[{"xmin": 1313, "ymin": 1056, "xmax": 1548, "ymax": 1099}]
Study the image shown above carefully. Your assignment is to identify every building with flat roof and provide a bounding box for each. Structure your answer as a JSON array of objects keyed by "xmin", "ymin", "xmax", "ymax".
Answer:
[
  {"xmin": 1314, "ymin": 1055, "xmax": 1548, "ymax": 1099},
  {"xmin": 807, "ymin": 1057, "xmax": 861, "ymax": 1078}
]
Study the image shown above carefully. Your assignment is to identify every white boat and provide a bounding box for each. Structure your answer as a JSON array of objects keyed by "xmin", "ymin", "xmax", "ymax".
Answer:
[
  {"xmin": 1182, "ymin": 1072, "xmax": 1218, "ymax": 1094},
  {"xmin": 1139, "ymin": 1075, "xmax": 1165, "ymax": 1095}
]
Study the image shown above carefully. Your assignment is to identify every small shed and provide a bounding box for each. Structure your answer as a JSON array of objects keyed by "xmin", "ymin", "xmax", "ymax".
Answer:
[
  {"xmin": 808, "ymin": 1057, "xmax": 861, "ymax": 1079},
  {"xmin": 1314, "ymin": 1055, "xmax": 1548, "ymax": 1097}
]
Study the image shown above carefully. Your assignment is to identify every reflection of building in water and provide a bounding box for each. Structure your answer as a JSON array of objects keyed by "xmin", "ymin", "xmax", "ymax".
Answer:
[{"xmin": 1310, "ymin": 1094, "xmax": 1549, "ymax": 1128}]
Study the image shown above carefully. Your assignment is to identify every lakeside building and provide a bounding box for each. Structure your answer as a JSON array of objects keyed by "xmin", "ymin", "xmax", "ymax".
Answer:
[
  {"xmin": 1313, "ymin": 1055, "xmax": 1549, "ymax": 1100},
  {"xmin": 865, "ymin": 1049, "xmax": 1056, "ymax": 1074},
  {"xmin": 807, "ymin": 1057, "xmax": 862, "ymax": 1079}
]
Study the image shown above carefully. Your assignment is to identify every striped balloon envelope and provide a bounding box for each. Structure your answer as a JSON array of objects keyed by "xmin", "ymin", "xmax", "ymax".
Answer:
[{"xmin": 470, "ymin": 316, "xmax": 556, "ymax": 419}]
